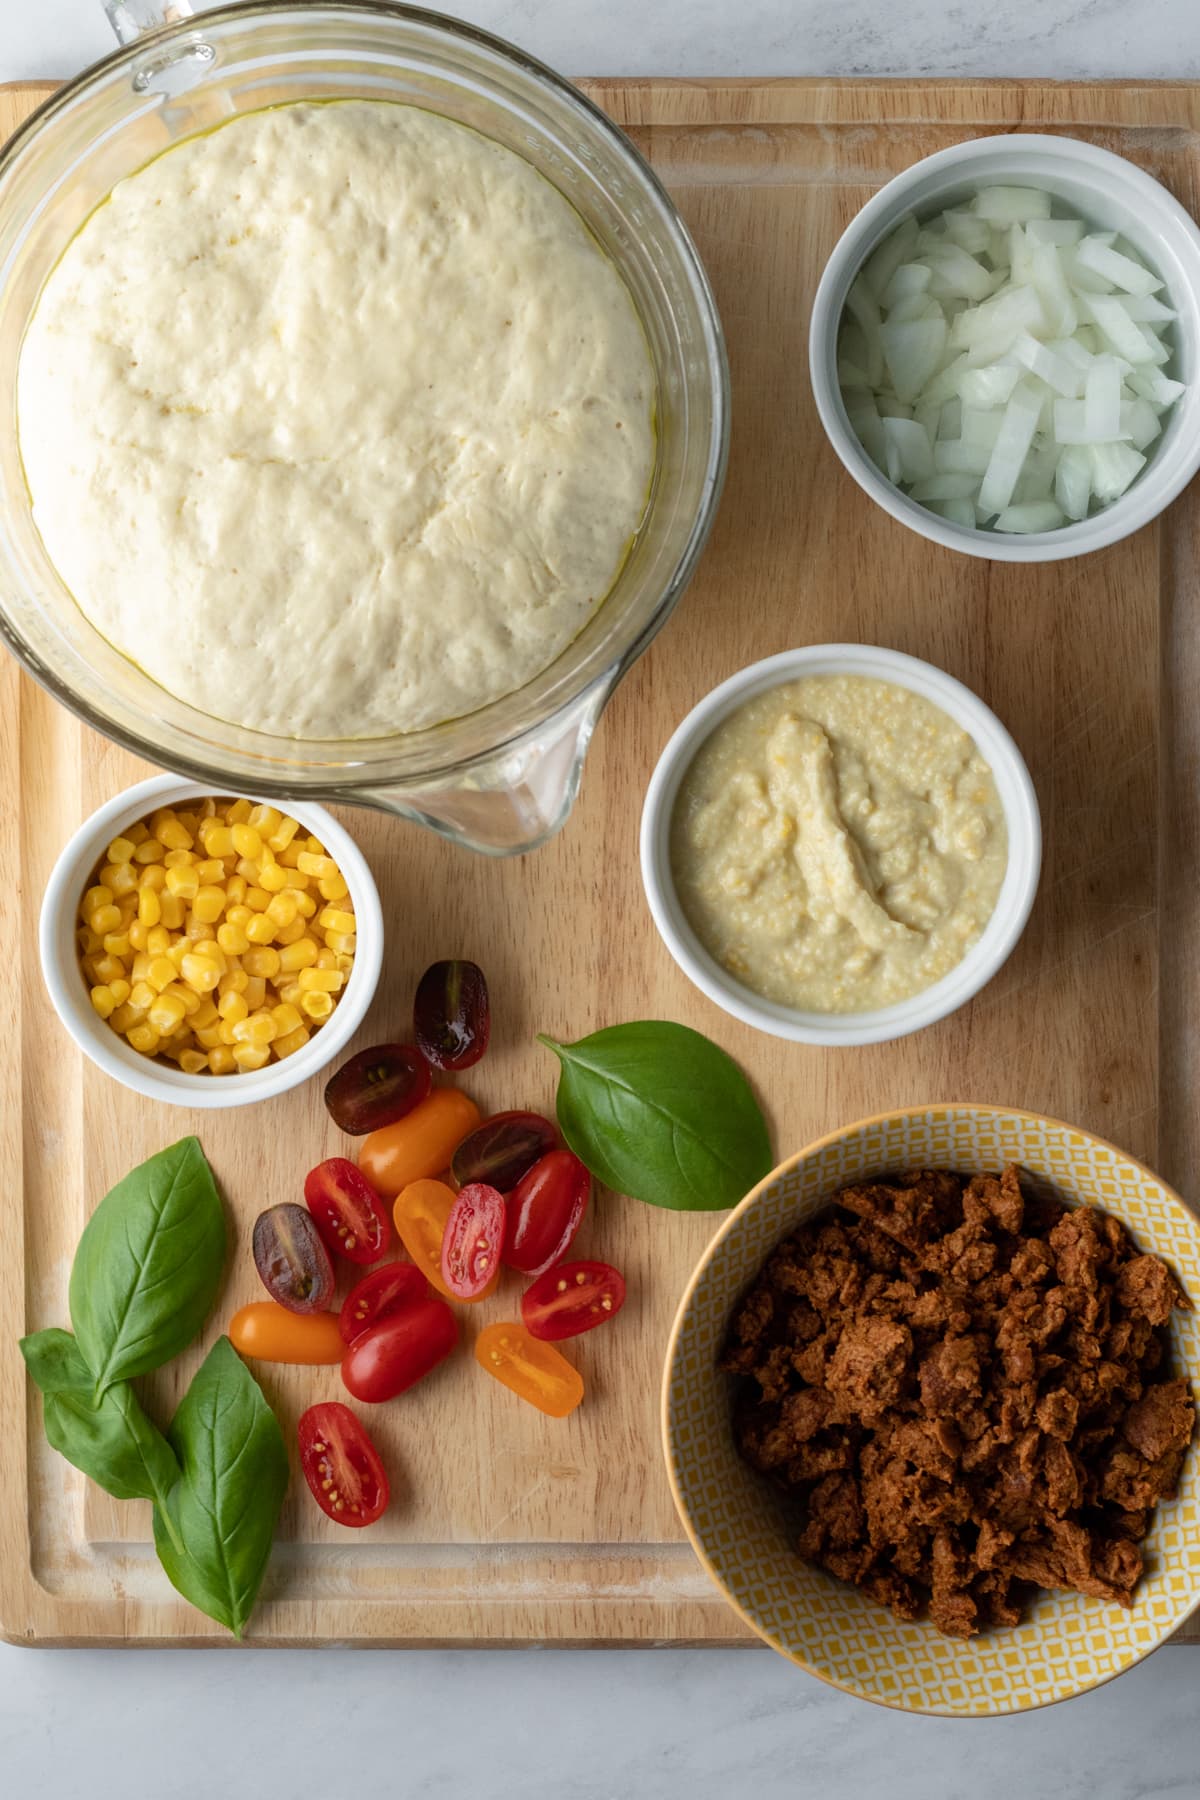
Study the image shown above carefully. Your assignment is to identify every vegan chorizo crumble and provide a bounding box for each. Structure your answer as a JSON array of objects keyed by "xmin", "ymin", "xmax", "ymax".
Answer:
[{"xmin": 721, "ymin": 1166, "xmax": 1195, "ymax": 1639}]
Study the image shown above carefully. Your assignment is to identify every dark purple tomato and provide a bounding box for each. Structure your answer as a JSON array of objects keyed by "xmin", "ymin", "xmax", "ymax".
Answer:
[
  {"xmin": 449, "ymin": 1111, "xmax": 557, "ymax": 1193},
  {"xmin": 324, "ymin": 1043, "xmax": 431, "ymax": 1136},
  {"xmin": 413, "ymin": 960, "xmax": 490, "ymax": 1072},
  {"xmin": 252, "ymin": 1203, "xmax": 336, "ymax": 1314}
]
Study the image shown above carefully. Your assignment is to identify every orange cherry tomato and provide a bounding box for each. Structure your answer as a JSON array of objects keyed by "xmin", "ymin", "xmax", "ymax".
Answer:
[
  {"xmin": 393, "ymin": 1179, "xmax": 457, "ymax": 1299},
  {"xmin": 359, "ymin": 1088, "xmax": 481, "ymax": 1199},
  {"xmin": 228, "ymin": 1301, "xmax": 345, "ymax": 1364},
  {"xmin": 474, "ymin": 1321, "xmax": 584, "ymax": 1418}
]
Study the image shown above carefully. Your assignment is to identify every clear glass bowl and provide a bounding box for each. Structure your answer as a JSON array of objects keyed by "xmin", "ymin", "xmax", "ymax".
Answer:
[{"xmin": 0, "ymin": 1, "xmax": 728, "ymax": 852}]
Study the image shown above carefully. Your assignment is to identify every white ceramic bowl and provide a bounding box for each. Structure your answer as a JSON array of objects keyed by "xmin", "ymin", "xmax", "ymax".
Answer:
[
  {"xmin": 640, "ymin": 644, "xmax": 1041, "ymax": 1046},
  {"xmin": 40, "ymin": 775, "xmax": 383, "ymax": 1108},
  {"xmin": 809, "ymin": 133, "xmax": 1200, "ymax": 562}
]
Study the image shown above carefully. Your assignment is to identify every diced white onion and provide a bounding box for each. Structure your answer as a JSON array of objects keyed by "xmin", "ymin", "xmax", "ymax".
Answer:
[{"xmin": 836, "ymin": 184, "xmax": 1184, "ymax": 534}]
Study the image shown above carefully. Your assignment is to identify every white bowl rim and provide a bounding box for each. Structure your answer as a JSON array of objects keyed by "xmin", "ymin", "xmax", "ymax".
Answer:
[
  {"xmin": 660, "ymin": 1099, "xmax": 1200, "ymax": 1716},
  {"xmin": 808, "ymin": 131, "xmax": 1200, "ymax": 563},
  {"xmin": 639, "ymin": 643, "xmax": 1042, "ymax": 1046},
  {"xmin": 39, "ymin": 773, "xmax": 383, "ymax": 1108}
]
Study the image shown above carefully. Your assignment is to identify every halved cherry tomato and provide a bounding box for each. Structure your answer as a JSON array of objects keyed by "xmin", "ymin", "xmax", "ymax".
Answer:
[
  {"xmin": 304, "ymin": 1157, "xmax": 391, "ymax": 1264},
  {"xmin": 229, "ymin": 1301, "xmax": 345, "ymax": 1364},
  {"xmin": 450, "ymin": 1111, "xmax": 557, "ymax": 1192},
  {"xmin": 359, "ymin": 1089, "xmax": 481, "ymax": 1199},
  {"xmin": 324, "ymin": 1043, "xmax": 431, "ymax": 1136},
  {"xmin": 251, "ymin": 1203, "xmax": 335, "ymax": 1314},
  {"xmin": 441, "ymin": 1183, "xmax": 504, "ymax": 1302},
  {"xmin": 339, "ymin": 1262, "xmax": 428, "ymax": 1344},
  {"xmin": 474, "ymin": 1321, "xmax": 583, "ymax": 1418},
  {"xmin": 413, "ymin": 959, "xmax": 490, "ymax": 1071},
  {"xmin": 393, "ymin": 1179, "xmax": 457, "ymax": 1298},
  {"xmin": 341, "ymin": 1296, "xmax": 458, "ymax": 1403},
  {"xmin": 502, "ymin": 1149, "xmax": 590, "ymax": 1278},
  {"xmin": 298, "ymin": 1402, "xmax": 390, "ymax": 1528},
  {"xmin": 522, "ymin": 1260, "xmax": 627, "ymax": 1341}
]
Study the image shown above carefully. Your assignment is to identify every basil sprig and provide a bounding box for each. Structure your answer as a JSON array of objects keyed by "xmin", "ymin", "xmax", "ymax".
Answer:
[
  {"xmin": 538, "ymin": 1021, "xmax": 772, "ymax": 1211},
  {"xmin": 19, "ymin": 1137, "xmax": 287, "ymax": 1635}
]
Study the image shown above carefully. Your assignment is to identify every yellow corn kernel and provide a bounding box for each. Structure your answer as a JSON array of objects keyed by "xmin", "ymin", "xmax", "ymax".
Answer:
[
  {"xmin": 90, "ymin": 985, "xmax": 116, "ymax": 1019},
  {"xmin": 160, "ymin": 894, "xmax": 186, "ymax": 930},
  {"xmin": 84, "ymin": 884, "xmax": 113, "ymax": 915},
  {"xmin": 191, "ymin": 998, "xmax": 220, "ymax": 1030},
  {"xmin": 244, "ymin": 975, "xmax": 267, "ymax": 1011},
  {"xmin": 126, "ymin": 821, "xmax": 150, "ymax": 844},
  {"xmin": 126, "ymin": 1023, "xmax": 162, "ymax": 1055},
  {"xmin": 156, "ymin": 818, "xmax": 193, "ymax": 851},
  {"xmin": 77, "ymin": 926, "xmax": 103, "ymax": 957},
  {"xmin": 194, "ymin": 858, "xmax": 225, "ymax": 884},
  {"xmin": 217, "ymin": 968, "xmax": 248, "ymax": 998},
  {"xmin": 108, "ymin": 862, "xmax": 139, "ymax": 897},
  {"xmin": 129, "ymin": 978, "xmax": 156, "ymax": 1008},
  {"xmin": 149, "ymin": 992, "xmax": 187, "ymax": 1033},
  {"xmin": 245, "ymin": 886, "xmax": 271, "ymax": 913},
  {"xmin": 165, "ymin": 864, "xmax": 199, "ymax": 900},
  {"xmin": 276, "ymin": 978, "xmax": 304, "ymax": 1008},
  {"xmin": 137, "ymin": 887, "xmax": 161, "ymax": 927},
  {"xmin": 131, "ymin": 951, "xmax": 153, "ymax": 981},
  {"xmin": 127, "ymin": 919, "xmax": 149, "ymax": 952},
  {"xmin": 179, "ymin": 1050, "xmax": 209, "ymax": 1075},
  {"xmin": 219, "ymin": 1020, "xmax": 238, "ymax": 1046},
  {"xmin": 166, "ymin": 942, "xmax": 188, "ymax": 973},
  {"xmin": 233, "ymin": 856, "xmax": 259, "ymax": 883},
  {"xmin": 225, "ymin": 875, "xmax": 247, "ymax": 905},
  {"xmin": 231, "ymin": 823, "xmax": 263, "ymax": 859},
  {"xmin": 181, "ymin": 953, "xmax": 221, "ymax": 993},
  {"xmin": 102, "ymin": 930, "xmax": 131, "ymax": 958},
  {"xmin": 247, "ymin": 804, "xmax": 282, "ymax": 835},
  {"xmin": 164, "ymin": 981, "xmax": 201, "ymax": 1017},
  {"xmin": 199, "ymin": 822, "xmax": 235, "ymax": 858},
  {"xmin": 231, "ymin": 1042, "xmax": 270, "ymax": 1072},
  {"xmin": 147, "ymin": 955, "xmax": 177, "ymax": 992},
  {"xmin": 264, "ymin": 892, "xmax": 298, "ymax": 929},
  {"xmin": 194, "ymin": 1023, "xmax": 225, "ymax": 1049},
  {"xmin": 243, "ymin": 913, "xmax": 275, "ymax": 946},
  {"xmin": 281, "ymin": 867, "xmax": 311, "ymax": 892},
  {"xmin": 193, "ymin": 886, "xmax": 225, "ymax": 924},
  {"xmin": 218, "ymin": 990, "xmax": 249, "ymax": 1025},
  {"xmin": 222, "ymin": 906, "xmax": 250, "ymax": 931},
  {"xmin": 90, "ymin": 903, "xmax": 122, "ymax": 935},
  {"xmin": 300, "ymin": 989, "xmax": 334, "ymax": 1021},
  {"xmin": 162, "ymin": 847, "xmax": 193, "ymax": 869},
  {"xmin": 267, "ymin": 815, "xmax": 301, "ymax": 852},
  {"xmin": 133, "ymin": 839, "xmax": 164, "ymax": 865},
  {"xmin": 216, "ymin": 921, "xmax": 250, "ymax": 955},
  {"xmin": 317, "ymin": 872, "xmax": 350, "ymax": 902},
  {"xmin": 317, "ymin": 906, "xmax": 355, "ymax": 935},
  {"xmin": 225, "ymin": 798, "xmax": 253, "ymax": 825},
  {"xmin": 292, "ymin": 890, "xmax": 318, "ymax": 918},
  {"xmin": 305, "ymin": 835, "xmax": 326, "ymax": 855},
  {"xmin": 298, "ymin": 965, "xmax": 342, "ymax": 993},
  {"xmin": 108, "ymin": 1001, "xmax": 138, "ymax": 1033},
  {"xmin": 106, "ymin": 835, "xmax": 136, "ymax": 864},
  {"xmin": 108, "ymin": 978, "xmax": 132, "ymax": 1005},
  {"xmin": 93, "ymin": 954, "xmax": 128, "ymax": 985},
  {"xmin": 267, "ymin": 1001, "xmax": 301, "ymax": 1033},
  {"xmin": 273, "ymin": 1024, "xmax": 311, "ymax": 1059},
  {"xmin": 232, "ymin": 1012, "xmax": 277, "ymax": 1046},
  {"xmin": 334, "ymin": 953, "xmax": 355, "ymax": 975},
  {"xmin": 207, "ymin": 1045, "xmax": 236, "ymax": 1074},
  {"xmin": 243, "ymin": 946, "xmax": 281, "ymax": 979},
  {"xmin": 256, "ymin": 862, "xmax": 288, "ymax": 894},
  {"xmin": 146, "ymin": 926, "xmax": 172, "ymax": 956},
  {"xmin": 271, "ymin": 916, "xmax": 304, "ymax": 945},
  {"xmin": 325, "ymin": 931, "xmax": 356, "ymax": 958},
  {"xmin": 276, "ymin": 936, "xmax": 318, "ymax": 973},
  {"xmin": 315, "ymin": 948, "xmax": 337, "ymax": 970}
]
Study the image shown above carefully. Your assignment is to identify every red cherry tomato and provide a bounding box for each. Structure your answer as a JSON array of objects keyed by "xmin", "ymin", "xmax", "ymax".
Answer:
[
  {"xmin": 338, "ymin": 1262, "xmax": 428, "ymax": 1344},
  {"xmin": 522, "ymin": 1260, "xmax": 627, "ymax": 1341},
  {"xmin": 450, "ymin": 1111, "xmax": 557, "ymax": 1192},
  {"xmin": 441, "ymin": 1182, "xmax": 505, "ymax": 1302},
  {"xmin": 341, "ymin": 1295, "xmax": 458, "ymax": 1403},
  {"xmin": 413, "ymin": 959, "xmax": 490, "ymax": 1071},
  {"xmin": 324, "ymin": 1043, "xmax": 431, "ymax": 1136},
  {"xmin": 298, "ymin": 1402, "xmax": 390, "ymax": 1528},
  {"xmin": 304, "ymin": 1157, "xmax": 391, "ymax": 1265},
  {"xmin": 502, "ymin": 1149, "xmax": 590, "ymax": 1278}
]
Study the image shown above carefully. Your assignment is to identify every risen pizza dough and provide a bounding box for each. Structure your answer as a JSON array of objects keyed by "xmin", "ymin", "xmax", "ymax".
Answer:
[{"xmin": 17, "ymin": 101, "xmax": 655, "ymax": 739}]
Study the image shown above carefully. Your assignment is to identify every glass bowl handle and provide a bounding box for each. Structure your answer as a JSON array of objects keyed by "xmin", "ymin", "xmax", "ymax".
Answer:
[{"xmin": 104, "ymin": 0, "xmax": 196, "ymax": 44}]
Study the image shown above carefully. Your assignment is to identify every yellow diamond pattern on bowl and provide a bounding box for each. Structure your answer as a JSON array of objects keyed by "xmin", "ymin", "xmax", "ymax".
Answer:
[{"xmin": 664, "ymin": 1106, "xmax": 1200, "ymax": 1716}]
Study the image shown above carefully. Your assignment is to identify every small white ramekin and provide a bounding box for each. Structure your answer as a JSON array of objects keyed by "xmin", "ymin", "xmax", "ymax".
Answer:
[
  {"xmin": 640, "ymin": 644, "xmax": 1041, "ymax": 1046},
  {"xmin": 809, "ymin": 133, "xmax": 1200, "ymax": 562},
  {"xmin": 40, "ymin": 774, "xmax": 383, "ymax": 1108}
]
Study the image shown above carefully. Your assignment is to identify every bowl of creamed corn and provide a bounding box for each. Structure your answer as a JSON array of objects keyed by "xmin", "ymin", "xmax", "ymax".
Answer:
[{"xmin": 39, "ymin": 775, "xmax": 383, "ymax": 1107}]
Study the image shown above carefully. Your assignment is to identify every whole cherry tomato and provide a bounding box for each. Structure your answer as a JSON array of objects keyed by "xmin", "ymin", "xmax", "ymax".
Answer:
[
  {"xmin": 475, "ymin": 1322, "xmax": 583, "ymax": 1418},
  {"xmin": 450, "ymin": 1111, "xmax": 557, "ymax": 1192},
  {"xmin": 358, "ymin": 1089, "xmax": 481, "ymax": 1198},
  {"xmin": 251, "ymin": 1203, "xmax": 335, "ymax": 1314},
  {"xmin": 341, "ymin": 1296, "xmax": 458, "ymax": 1404},
  {"xmin": 502, "ymin": 1149, "xmax": 590, "ymax": 1278},
  {"xmin": 298, "ymin": 1402, "xmax": 390, "ymax": 1528},
  {"xmin": 441, "ymin": 1183, "xmax": 505, "ymax": 1303},
  {"xmin": 304, "ymin": 1157, "xmax": 391, "ymax": 1264},
  {"xmin": 324, "ymin": 1043, "xmax": 431, "ymax": 1135},
  {"xmin": 228, "ymin": 1302, "xmax": 345, "ymax": 1364},
  {"xmin": 339, "ymin": 1262, "xmax": 428, "ymax": 1344},
  {"xmin": 522, "ymin": 1260, "xmax": 627, "ymax": 1341},
  {"xmin": 393, "ymin": 1179, "xmax": 457, "ymax": 1299},
  {"xmin": 413, "ymin": 959, "xmax": 490, "ymax": 1071}
]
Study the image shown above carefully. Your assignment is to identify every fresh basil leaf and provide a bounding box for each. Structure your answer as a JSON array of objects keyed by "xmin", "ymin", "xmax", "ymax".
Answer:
[
  {"xmin": 538, "ymin": 1021, "xmax": 772, "ymax": 1212},
  {"xmin": 70, "ymin": 1136, "xmax": 226, "ymax": 1396},
  {"xmin": 153, "ymin": 1336, "xmax": 288, "ymax": 1638},
  {"xmin": 20, "ymin": 1328, "xmax": 181, "ymax": 1513}
]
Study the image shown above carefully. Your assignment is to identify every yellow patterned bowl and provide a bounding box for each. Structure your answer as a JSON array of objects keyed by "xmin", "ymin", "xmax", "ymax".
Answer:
[{"xmin": 662, "ymin": 1104, "xmax": 1200, "ymax": 1716}]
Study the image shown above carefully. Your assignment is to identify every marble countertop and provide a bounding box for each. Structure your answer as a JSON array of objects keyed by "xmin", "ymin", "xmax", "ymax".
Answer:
[{"xmin": 4, "ymin": 4, "xmax": 1197, "ymax": 1796}]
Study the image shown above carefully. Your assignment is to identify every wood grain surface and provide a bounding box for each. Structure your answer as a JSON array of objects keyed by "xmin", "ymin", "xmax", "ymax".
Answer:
[{"xmin": 1, "ymin": 77, "xmax": 1197, "ymax": 1648}]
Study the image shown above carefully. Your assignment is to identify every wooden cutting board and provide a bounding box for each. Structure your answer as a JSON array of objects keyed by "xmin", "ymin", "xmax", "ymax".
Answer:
[{"xmin": 3, "ymin": 76, "xmax": 1199, "ymax": 1647}]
